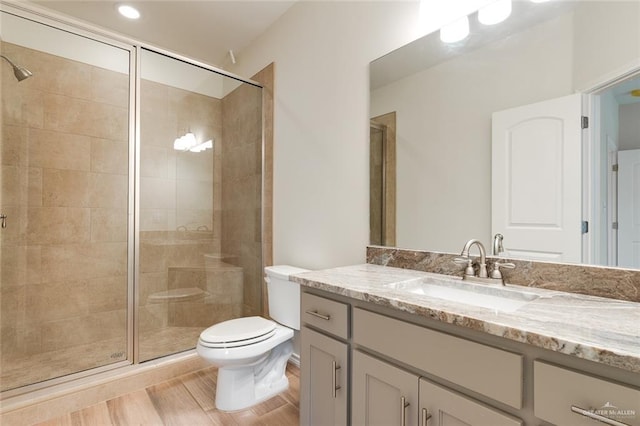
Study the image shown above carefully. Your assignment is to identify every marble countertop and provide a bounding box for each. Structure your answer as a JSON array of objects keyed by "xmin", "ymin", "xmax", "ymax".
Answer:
[{"xmin": 291, "ymin": 264, "xmax": 640, "ymax": 373}]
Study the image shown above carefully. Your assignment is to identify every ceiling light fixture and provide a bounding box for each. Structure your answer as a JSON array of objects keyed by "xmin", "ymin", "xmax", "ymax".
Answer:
[
  {"xmin": 631, "ymin": 89, "xmax": 640, "ymax": 97},
  {"xmin": 478, "ymin": 0, "xmax": 512, "ymax": 25},
  {"xmin": 440, "ymin": 16, "xmax": 470, "ymax": 43},
  {"xmin": 118, "ymin": 4, "xmax": 140, "ymax": 20}
]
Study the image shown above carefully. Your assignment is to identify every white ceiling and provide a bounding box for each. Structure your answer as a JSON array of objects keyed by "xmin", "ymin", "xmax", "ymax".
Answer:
[{"xmin": 30, "ymin": 0, "xmax": 296, "ymax": 66}]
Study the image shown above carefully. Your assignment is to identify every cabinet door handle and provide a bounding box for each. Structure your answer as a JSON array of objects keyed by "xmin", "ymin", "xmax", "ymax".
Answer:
[
  {"xmin": 331, "ymin": 361, "xmax": 341, "ymax": 398},
  {"xmin": 400, "ymin": 396, "xmax": 410, "ymax": 426},
  {"xmin": 305, "ymin": 310, "xmax": 330, "ymax": 321},
  {"xmin": 571, "ymin": 405, "xmax": 631, "ymax": 426},
  {"xmin": 421, "ymin": 408, "xmax": 432, "ymax": 425}
]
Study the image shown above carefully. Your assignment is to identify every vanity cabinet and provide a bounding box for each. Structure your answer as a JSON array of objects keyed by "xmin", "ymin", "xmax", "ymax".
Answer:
[
  {"xmin": 300, "ymin": 287, "xmax": 640, "ymax": 426},
  {"xmin": 300, "ymin": 292, "xmax": 350, "ymax": 426}
]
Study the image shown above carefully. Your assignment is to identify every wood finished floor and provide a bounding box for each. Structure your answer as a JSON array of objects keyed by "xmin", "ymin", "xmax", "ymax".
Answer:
[{"xmin": 35, "ymin": 364, "xmax": 300, "ymax": 426}]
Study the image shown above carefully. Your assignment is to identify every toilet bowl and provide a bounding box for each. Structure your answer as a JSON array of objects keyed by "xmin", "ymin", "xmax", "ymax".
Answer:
[{"xmin": 196, "ymin": 265, "xmax": 308, "ymax": 412}]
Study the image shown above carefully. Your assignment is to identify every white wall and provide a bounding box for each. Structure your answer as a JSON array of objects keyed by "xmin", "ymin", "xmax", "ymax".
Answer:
[
  {"xmin": 573, "ymin": 1, "xmax": 640, "ymax": 90},
  {"xmin": 228, "ymin": 1, "xmax": 423, "ymax": 269}
]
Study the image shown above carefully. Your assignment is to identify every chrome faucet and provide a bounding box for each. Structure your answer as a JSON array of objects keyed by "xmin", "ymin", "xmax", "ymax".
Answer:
[
  {"xmin": 459, "ymin": 239, "xmax": 488, "ymax": 279},
  {"xmin": 455, "ymin": 238, "xmax": 515, "ymax": 285}
]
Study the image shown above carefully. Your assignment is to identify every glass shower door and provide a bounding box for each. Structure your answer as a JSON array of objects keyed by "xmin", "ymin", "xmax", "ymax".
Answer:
[
  {"xmin": 138, "ymin": 49, "xmax": 263, "ymax": 362},
  {"xmin": 0, "ymin": 11, "xmax": 131, "ymax": 391}
]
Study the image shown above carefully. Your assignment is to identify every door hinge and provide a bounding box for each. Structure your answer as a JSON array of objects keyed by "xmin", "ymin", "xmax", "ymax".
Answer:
[
  {"xmin": 612, "ymin": 164, "xmax": 619, "ymax": 172},
  {"xmin": 581, "ymin": 221, "xmax": 589, "ymax": 234},
  {"xmin": 612, "ymin": 222, "xmax": 619, "ymax": 230},
  {"xmin": 581, "ymin": 116, "xmax": 589, "ymax": 129}
]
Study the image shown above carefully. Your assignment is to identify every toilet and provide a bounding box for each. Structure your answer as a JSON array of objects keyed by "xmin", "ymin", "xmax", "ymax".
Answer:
[{"xmin": 196, "ymin": 265, "xmax": 308, "ymax": 412}]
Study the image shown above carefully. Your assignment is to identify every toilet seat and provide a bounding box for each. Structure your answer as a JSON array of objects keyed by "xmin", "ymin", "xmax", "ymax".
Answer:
[{"xmin": 199, "ymin": 316, "xmax": 277, "ymax": 349}]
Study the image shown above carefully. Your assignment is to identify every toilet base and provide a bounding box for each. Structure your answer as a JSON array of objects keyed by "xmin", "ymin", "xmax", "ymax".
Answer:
[{"xmin": 214, "ymin": 339, "xmax": 293, "ymax": 412}]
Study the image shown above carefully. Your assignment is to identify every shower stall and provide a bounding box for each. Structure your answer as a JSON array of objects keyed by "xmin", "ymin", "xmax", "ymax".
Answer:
[{"xmin": 0, "ymin": 5, "xmax": 265, "ymax": 395}]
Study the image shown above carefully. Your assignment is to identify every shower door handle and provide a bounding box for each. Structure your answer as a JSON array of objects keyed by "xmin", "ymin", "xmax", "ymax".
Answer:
[{"xmin": 0, "ymin": 214, "xmax": 6, "ymax": 229}]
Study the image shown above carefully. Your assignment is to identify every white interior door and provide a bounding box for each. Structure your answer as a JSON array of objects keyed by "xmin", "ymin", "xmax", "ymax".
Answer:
[
  {"xmin": 492, "ymin": 94, "xmax": 583, "ymax": 263},
  {"xmin": 618, "ymin": 149, "xmax": 640, "ymax": 268}
]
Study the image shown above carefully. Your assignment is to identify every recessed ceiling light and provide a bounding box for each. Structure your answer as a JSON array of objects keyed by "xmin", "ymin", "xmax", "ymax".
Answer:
[{"xmin": 118, "ymin": 4, "xmax": 140, "ymax": 20}]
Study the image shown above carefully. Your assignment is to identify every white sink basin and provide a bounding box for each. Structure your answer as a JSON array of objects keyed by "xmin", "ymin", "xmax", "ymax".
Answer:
[{"xmin": 386, "ymin": 276, "xmax": 540, "ymax": 313}]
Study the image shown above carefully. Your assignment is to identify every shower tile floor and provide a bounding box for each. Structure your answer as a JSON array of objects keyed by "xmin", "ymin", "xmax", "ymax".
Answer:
[
  {"xmin": 34, "ymin": 363, "xmax": 300, "ymax": 426},
  {"xmin": 1, "ymin": 338, "xmax": 127, "ymax": 393},
  {"xmin": 1, "ymin": 327, "xmax": 203, "ymax": 392}
]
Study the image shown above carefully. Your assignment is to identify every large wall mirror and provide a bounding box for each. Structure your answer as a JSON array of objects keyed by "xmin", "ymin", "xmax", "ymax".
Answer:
[{"xmin": 370, "ymin": 0, "xmax": 640, "ymax": 269}]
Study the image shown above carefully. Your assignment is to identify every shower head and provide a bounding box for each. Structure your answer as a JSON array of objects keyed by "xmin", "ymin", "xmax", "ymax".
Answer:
[{"xmin": 1, "ymin": 54, "xmax": 33, "ymax": 82}]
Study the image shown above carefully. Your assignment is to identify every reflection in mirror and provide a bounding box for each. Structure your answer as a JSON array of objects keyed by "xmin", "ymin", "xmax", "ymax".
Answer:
[
  {"xmin": 370, "ymin": 0, "xmax": 640, "ymax": 269},
  {"xmin": 370, "ymin": 112, "xmax": 396, "ymax": 246},
  {"xmin": 369, "ymin": 121, "xmax": 386, "ymax": 245}
]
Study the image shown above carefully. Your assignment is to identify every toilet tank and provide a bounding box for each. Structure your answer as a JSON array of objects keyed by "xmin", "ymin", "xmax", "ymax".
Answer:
[{"xmin": 264, "ymin": 265, "xmax": 309, "ymax": 330}]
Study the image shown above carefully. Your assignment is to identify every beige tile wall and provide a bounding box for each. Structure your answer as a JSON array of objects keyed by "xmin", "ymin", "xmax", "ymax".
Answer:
[
  {"xmin": 221, "ymin": 80, "xmax": 264, "ymax": 317},
  {"xmin": 139, "ymin": 79, "xmax": 221, "ymax": 235},
  {"xmin": 251, "ymin": 64, "xmax": 275, "ymax": 316},
  {"xmin": 1, "ymin": 42, "xmax": 129, "ymax": 391}
]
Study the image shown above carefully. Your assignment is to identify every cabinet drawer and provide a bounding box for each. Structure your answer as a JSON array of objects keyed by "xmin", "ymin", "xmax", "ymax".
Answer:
[
  {"xmin": 353, "ymin": 308, "xmax": 523, "ymax": 409},
  {"xmin": 534, "ymin": 361, "xmax": 640, "ymax": 426},
  {"xmin": 301, "ymin": 292, "xmax": 349, "ymax": 339}
]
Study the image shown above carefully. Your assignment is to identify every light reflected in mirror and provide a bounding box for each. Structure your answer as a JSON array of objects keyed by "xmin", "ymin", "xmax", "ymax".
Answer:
[{"xmin": 369, "ymin": 0, "xmax": 640, "ymax": 269}]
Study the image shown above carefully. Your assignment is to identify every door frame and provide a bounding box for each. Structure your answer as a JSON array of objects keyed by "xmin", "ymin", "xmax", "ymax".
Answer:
[
  {"xmin": 583, "ymin": 62, "xmax": 640, "ymax": 265},
  {"xmin": 607, "ymin": 139, "xmax": 618, "ymax": 266}
]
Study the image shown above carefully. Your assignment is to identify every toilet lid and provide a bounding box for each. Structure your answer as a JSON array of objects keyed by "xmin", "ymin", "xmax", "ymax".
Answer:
[{"xmin": 199, "ymin": 316, "xmax": 277, "ymax": 348}]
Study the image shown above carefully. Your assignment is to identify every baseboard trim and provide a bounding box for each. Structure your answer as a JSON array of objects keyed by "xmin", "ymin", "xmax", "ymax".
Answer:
[{"xmin": 289, "ymin": 352, "xmax": 301, "ymax": 367}]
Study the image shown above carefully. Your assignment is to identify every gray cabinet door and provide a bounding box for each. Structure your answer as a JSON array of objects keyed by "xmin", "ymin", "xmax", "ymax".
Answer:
[
  {"xmin": 352, "ymin": 350, "xmax": 419, "ymax": 426},
  {"xmin": 419, "ymin": 378, "xmax": 522, "ymax": 426},
  {"xmin": 300, "ymin": 326, "xmax": 348, "ymax": 426}
]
